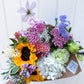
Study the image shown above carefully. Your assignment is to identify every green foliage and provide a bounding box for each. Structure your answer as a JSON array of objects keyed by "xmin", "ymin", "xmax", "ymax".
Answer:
[
  {"xmin": 68, "ymin": 27, "xmax": 72, "ymax": 33},
  {"xmin": 1, "ymin": 71, "xmax": 9, "ymax": 75},
  {"xmin": 10, "ymin": 38, "xmax": 18, "ymax": 49},
  {"xmin": 79, "ymin": 46, "xmax": 84, "ymax": 50},
  {"xmin": 17, "ymin": 82, "xmax": 23, "ymax": 84},
  {"xmin": 18, "ymin": 36, "xmax": 29, "ymax": 43},
  {"xmin": 10, "ymin": 66, "xmax": 20, "ymax": 75},
  {"xmin": 10, "ymin": 38, "xmax": 17, "ymax": 43},
  {"xmin": 77, "ymin": 54, "xmax": 83, "ymax": 61}
]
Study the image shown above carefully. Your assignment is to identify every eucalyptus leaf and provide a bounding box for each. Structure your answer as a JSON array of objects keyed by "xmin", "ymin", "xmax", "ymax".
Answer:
[
  {"xmin": 1, "ymin": 71, "xmax": 9, "ymax": 75},
  {"xmin": 10, "ymin": 66, "xmax": 20, "ymax": 75}
]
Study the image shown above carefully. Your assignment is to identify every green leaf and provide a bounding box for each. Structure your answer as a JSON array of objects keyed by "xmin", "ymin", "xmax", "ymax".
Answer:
[
  {"xmin": 1, "ymin": 71, "xmax": 9, "ymax": 75},
  {"xmin": 17, "ymin": 81, "xmax": 23, "ymax": 84},
  {"xmin": 79, "ymin": 46, "xmax": 84, "ymax": 50},
  {"xmin": 18, "ymin": 36, "xmax": 29, "ymax": 43},
  {"xmin": 10, "ymin": 66, "xmax": 20, "ymax": 75},
  {"xmin": 3, "ymin": 75, "xmax": 9, "ymax": 80},
  {"xmin": 10, "ymin": 38, "xmax": 17, "ymax": 43},
  {"xmin": 10, "ymin": 44, "xmax": 14, "ymax": 46},
  {"xmin": 77, "ymin": 54, "xmax": 83, "ymax": 61},
  {"xmin": 14, "ymin": 43, "xmax": 17, "ymax": 49},
  {"xmin": 68, "ymin": 27, "xmax": 72, "ymax": 32}
]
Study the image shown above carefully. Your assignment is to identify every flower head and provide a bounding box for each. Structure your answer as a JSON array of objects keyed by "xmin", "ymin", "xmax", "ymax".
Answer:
[
  {"xmin": 13, "ymin": 43, "xmax": 37, "ymax": 69},
  {"xmin": 27, "ymin": 32, "xmax": 40, "ymax": 44},
  {"xmin": 36, "ymin": 23, "xmax": 46, "ymax": 34},
  {"xmin": 51, "ymin": 28, "xmax": 67, "ymax": 48},
  {"xmin": 51, "ymin": 49, "xmax": 70, "ymax": 64},
  {"xmin": 35, "ymin": 43, "xmax": 50, "ymax": 57},
  {"xmin": 20, "ymin": 64, "xmax": 36, "ymax": 78},
  {"xmin": 37, "ymin": 54, "xmax": 66, "ymax": 80},
  {"xmin": 68, "ymin": 42, "xmax": 80, "ymax": 53},
  {"xmin": 18, "ymin": 0, "xmax": 36, "ymax": 22}
]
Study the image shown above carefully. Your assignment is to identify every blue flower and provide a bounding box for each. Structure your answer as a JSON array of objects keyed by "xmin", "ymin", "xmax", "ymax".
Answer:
[
  {"xmin": 60, "ymin": 15, "xmax": 67, "ymax": 22},
  {"xmin": 59, "ymin": 15, "xmax": 71, "ymax": 24},
  {"xmin": 62, "ymin": 32, "xmax": 69, "ymax": 37}
]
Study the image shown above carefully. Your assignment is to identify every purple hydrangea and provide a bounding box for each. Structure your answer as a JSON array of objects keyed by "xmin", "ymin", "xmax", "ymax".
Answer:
[{"xmin": 20, "ymin": 64, "xmax": 36, "ymax": 78}]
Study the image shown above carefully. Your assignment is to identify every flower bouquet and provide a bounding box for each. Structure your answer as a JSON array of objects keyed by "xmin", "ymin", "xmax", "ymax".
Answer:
[{"xmin": 1, "ymin": 0, "xmax": 83, "ymax": 84}]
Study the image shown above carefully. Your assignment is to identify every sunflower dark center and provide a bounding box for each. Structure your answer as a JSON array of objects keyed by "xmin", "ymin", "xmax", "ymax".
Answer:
[
  {"xmin": 27, "ymin": 10, "xmax": 31, "ymax": 15},
  {"xmin": 31, "ymin": 71, "xmax": 37, "ymax": 75},
  {"xmin": 21, "ymin": 47, "xmax": 30, "ymax": 61}
]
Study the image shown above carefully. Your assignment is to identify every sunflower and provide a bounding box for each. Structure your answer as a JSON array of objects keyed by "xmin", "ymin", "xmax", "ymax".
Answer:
[
  {"xmin": 13, "ymin": 43, "xmax": 37, "ymax": 69},
  {"xmin": 26, "ymin": 69, "xmax": 46, "ymax": 83}
]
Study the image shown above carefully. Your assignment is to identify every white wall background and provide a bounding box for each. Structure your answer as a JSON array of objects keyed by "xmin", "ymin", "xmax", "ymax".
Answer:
[{"xmin": 0, "ymin": 0, "xmax": 84, "ymax": 84}]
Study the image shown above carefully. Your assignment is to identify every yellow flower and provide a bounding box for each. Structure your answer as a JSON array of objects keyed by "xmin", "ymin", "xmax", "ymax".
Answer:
[
  {"xmin": 26, "ymin": 69, "xmax": 46, "ymax": 83},
  {"xmin": 12, "ymin": 43, "xmax": 37, "ymax": 69}
]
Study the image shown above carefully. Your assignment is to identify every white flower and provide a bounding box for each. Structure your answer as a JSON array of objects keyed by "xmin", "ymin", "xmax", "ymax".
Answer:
[
  {"xmin": 5, "ymin": 48, "xmax": 20, "ymax": 57},
  {"xmin": 51, "ymin": 49, "xmax": 70, "ymax": 64},
  {"xmin": 38, "ymin": 28, "xmax": 51, "ymax": 43},
  {"xmin": 36, "ymin": 54, "xmax": 66, "ymax": 80},
  {"xmin": 18, "ymin": 0, "xmax": 36, "ymax": 22}
]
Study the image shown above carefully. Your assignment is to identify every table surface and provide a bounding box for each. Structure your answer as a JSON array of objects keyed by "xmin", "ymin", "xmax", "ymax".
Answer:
[{"xmin": 0, "ymin": 53, "xmax": 84, "ymax": 84}]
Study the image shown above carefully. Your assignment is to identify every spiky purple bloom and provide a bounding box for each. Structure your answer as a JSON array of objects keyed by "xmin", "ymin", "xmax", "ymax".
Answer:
[
  {"xmin": 60, "ymin": 15, "xmax": 67, "ymax": 22},
  {"xmin": 20, "ymin": 64, "xmax": 36, "ymax": 78},
  {"xmin": 29, "ymin": 65, "xmax": 36, "ymax": 74}
]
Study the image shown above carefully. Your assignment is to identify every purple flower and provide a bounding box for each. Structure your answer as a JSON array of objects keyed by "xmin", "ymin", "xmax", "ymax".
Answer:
[
  {"xmin": 20, "ymin": 64, "xmax": 36, "ymax": 78},
  {"xmin": 60, "ymin": 15, "xmax": 67, "ymax": 22},
  {"xmin": 28, "ymin": 27, "xmax": 37, "ymax": 33},
  {"xmin": 26, "ymin": 71, "xmax": 30, "ymax": 78},
  {"xmin": 29, "ymin": 65, "xmax": 36, "ymax": 74},
  {"xmin": 51, "ymin": 28, "xmax": 67, "ymax": 48},
  {"xmin": 59, "ymin": 15, "xmax": 71, "ymax": 24},
  {"xmin": 20, "ymin": 70, "xmax": 24, "ymax": 75},
  {"xmin": 36, "ymin": 23, "xmax": 46, "ymax": 34},
  {"xmin": 22, "ymin": 64, "xmax": 28, "ymax": 68},
  {"xmin": 29, "ymin": 18, "xmax": 45, "ymax": 26},
  {"xmin": 58, "ymin": 23, "xmax": 70, "ymax": 40},
  {"xmin": 62, "ymin": 32, "xmax": 69, "ymax": 38},
  {"xmin": 51, "ymin": 28, "xmax": 58, "ymax": 36},
  {"xmin": 18, "ymin": 0, "xmax": 36, "ymax": 22},
  {"xmin": 27, "ymin": 32, "xmax": 40, "ymax": 44}
]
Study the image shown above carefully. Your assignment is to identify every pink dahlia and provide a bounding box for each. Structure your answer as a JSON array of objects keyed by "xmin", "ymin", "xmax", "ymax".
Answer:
[
  {"xmin": 36, "ymin": 23, "xmax": 46, "ymax": 34},
  {"xmin": 35, "ymin": 43, "xmax": 50, "ymax": 57}
]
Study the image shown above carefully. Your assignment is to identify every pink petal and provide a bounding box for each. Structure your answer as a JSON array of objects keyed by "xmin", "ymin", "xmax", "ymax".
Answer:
[
  {"xmin": 18, "ymin": 7, "xmax": 27, "ymax": 14},
  {"xmin": 22, "ymin": 14, "xmax": 29, "ymax": 22},
  {"xmin": 30, "ymin": 1, "xmax": 36, "ymax": 10},
  {"xmin": 26, "ymin": 0, "xmax": 29, "ymax": 10}
]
